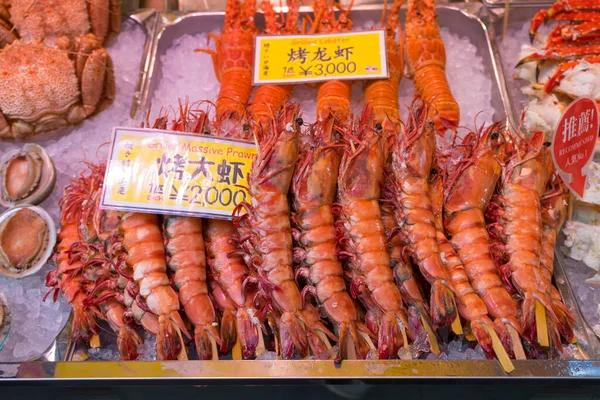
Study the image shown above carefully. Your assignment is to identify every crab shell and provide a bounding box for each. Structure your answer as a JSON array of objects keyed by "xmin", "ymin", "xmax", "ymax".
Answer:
[
  {"xmin": 0, "ymin": 34, "xmax": 115, "ymax": 139},
  {"xmin": 0, "ymin": 0, "xmax": 121, "ymax": 48},
  {"xmin": 0, "ymin": 205, "xmax": 56, "ymax": 278},
  {"xmin": 0, "ymin": 144, "xmax": 56, "ymax": 207}
]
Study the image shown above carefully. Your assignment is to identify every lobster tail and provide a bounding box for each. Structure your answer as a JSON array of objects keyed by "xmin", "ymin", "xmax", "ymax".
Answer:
[{"xmin": 237, "ymin": 307, "xmax": 260, "ymax": 359}]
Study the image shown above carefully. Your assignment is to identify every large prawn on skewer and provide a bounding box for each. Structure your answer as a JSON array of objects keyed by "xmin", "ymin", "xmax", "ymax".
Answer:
[
  {"xmin": 442, "ymin": 122, "xmax": 525, "ymax": 360},
  {"xmin": 163, "ymin": 216, "xmax": 221, "ymax": 360},
  {"xmin": 337, "ymin": 107, "xmax": 412, "ymax": 359},
  {"xmin": 290, "ymin": 0, "xmax": 376, "ymax": 361},
  {"xmin": 431, "ymin": 126, "xmax": 515, "ymax": 372},
  {"xmin": 370, "ymin": 0, "xmax": 440, "ymax": 354},
  {"xmin": 405, "ymin": 0, "xmax": 459, "ymax": 134},
  {"xmin": 390, "ymin": 104, "xmax": 458, "ymax": 330},
  {"xmin": 539, "ymin": 176, "xmax": 576, "ymax": 346},
  {"xmin": 149, "ymin": 104, "xmax": 222, "ymax": 360},
  {"xmin": 120, "ymin": 212, "xmax": 189, "ymax": 360},
  {"xmin": 45, "ymin": 164, "xmax": 142, "ymax": 360},
  {"xmin": 486, "ymin": 132, "xmax": 573, "ymax": 350},
  {"xmin": 292, "ymin": 115, "xmax": 376, "ymax": 361},
  {"xmin": 235, "ymin": 104, "xmax": 334, "ymax": 359},
  {"xmin": 196, "ymin": 0, "xmax": 266, "ymax": 359}
]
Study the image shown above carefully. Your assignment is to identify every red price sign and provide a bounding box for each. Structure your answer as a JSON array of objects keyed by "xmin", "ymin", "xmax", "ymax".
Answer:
[{"xmin": 552, "ymin": 97, "xmax": 599, "ymax": 198}]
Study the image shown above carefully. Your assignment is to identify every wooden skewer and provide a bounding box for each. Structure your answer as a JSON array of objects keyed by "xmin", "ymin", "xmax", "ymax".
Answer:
[
  {"xmin": 507, "ymin": 325, "xmax": 526, "ymax": 360},
  {"xmin": 451, "ymin": 315, "xmax": 464, "ymax": 335},
  {"xmin": 536, "ymin": 300, "xmax": 550, "ymax": 347},
  {"xmin": 232, "ymin": 336, "xmax": 243, "ymax": 360},
  {"xmin": 176, "ymin": 329, "xmax": 189, "ymax": 360},
  {"xmin": 401, "ymin": 326, "xmax": 409, "ymax": 349},
  {"xmin": 484, "ymin": 325, "xmax": 515, "ymax": 374},
  {"xmin": 421, "ymin": 315, "xmax": 441, "ymax": 355},
  {"xmin": 89, "ymin": 334, "xmax": 101, "ymax": 349}
]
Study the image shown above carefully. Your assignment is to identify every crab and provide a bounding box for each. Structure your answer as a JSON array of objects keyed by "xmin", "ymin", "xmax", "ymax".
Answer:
[
  {"xmin": 0, "ymin": 0, "xmax": 121, "ymax": 48},
  {"xmin": 0, "ymin": 33, "xmax": 115, "ymax": 139}
]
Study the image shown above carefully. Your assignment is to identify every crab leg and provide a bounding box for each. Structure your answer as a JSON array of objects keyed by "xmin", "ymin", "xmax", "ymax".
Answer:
[
  {"xmin": 517, "ymin": 43, "xmax": 600, "ymax": 66},
  {"xmin": 544, "ymin": 55, "xmax": 600, "ymax": 93}
]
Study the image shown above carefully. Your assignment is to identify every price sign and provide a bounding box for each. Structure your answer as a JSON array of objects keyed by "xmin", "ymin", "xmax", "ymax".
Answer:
[
  {"xmin": 100, "ymin": 127, "xmax": 257, "ymax": 219},
  {"xmin": 551, "ymin": 96, "xmax": 599, "ymax": 198},
  {"xmin": 253, "ymin": 30, "xmax": 388, "ymax": 85}
]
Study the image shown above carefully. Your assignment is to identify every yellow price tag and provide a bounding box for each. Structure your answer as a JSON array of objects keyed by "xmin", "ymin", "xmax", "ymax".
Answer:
[
  {"xmin": 101, "ymin": 127, "xmax": 257, "ymax": 219},
  {"xmin": 253, "ymin": 30, "xmax": 388, "ymax": 84}
]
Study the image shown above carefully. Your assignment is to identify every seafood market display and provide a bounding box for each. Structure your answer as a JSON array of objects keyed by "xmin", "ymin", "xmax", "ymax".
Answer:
[
  {"xmin": 31, "ymin": 0, "xmax": 581, "ymax": 370},
  {"xmin": 0, "ymin": 0, "xmax": 596, "ymax": 374}
]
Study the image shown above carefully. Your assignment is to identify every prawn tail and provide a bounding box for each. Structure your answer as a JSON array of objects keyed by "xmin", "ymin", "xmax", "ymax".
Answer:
[
  {"xmin": 220, "ymin": 309, "xmax": 238, "ymax": 353},
  {"xmin": 338, "ymin": 321, "xmax": 373, "ymax": 361},
  {"xmin": 471, "ymin": 319, "xmax": 497, "ymax": 359},
  {"xmin": 157, "ymin": 314, "xmax": 187, "ymax": 360},
  {"xmin": 237, "ymin": 307, "xmax": 260, "ymax": 359},
  {"xmin": 117, "ymin": 326, "xmax": 143, "ymax": 361},
  {"xmin": 551, "ymin": 300, "xmax": 576, "ymax": 343},
  {"xmin": 72, "ymin": 303, "xmax": 99, "ymax": 342},
  {"xmin": 279, "ymin": 312, "xmax": 309, "ymax": 359},
  {"xmin": 195, "ymin": 324, "xmax": 221, "ymax": 360},
  {"xmin": 407, "ymin": 304, "xmax": 439, "ymax": 354},
  {"xmin": 300, "ymin": 308, "xmax": 337, "ymax": 360},
  {"xmin": 429, "ymin": 280, "xmax": 457, "ymax": 329},
  {"xmin": 522, "ymin": 292, "xmax": 557, "ymax": 344},
  {"xmin": 378, "ymin": 311, "xmax": 405, "ymax": 359}
]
